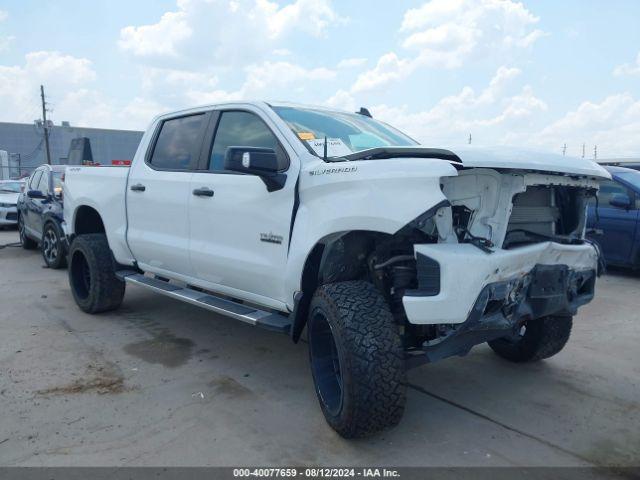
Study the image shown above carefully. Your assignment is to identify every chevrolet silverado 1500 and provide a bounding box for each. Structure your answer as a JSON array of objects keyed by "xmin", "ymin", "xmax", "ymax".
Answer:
[{"xmin": 63, "ymin": 102, "xmax": 609, "ymax": 437}]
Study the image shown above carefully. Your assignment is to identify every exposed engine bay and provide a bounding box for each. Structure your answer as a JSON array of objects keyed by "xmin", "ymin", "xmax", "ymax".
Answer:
[{"xmin": 439, "ymin": 168, "xmax": 599, "ymax": 249}]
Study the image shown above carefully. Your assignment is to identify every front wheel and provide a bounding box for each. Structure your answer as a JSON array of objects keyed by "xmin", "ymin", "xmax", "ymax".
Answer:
[
  {"xmin": 308, "ymin": 281, "xmax": 406, "ymax": 438},
  {"xmin": 68, "ymin": 234, "xmax": 125, "ymax": 313},
  {"xmin": 41, "ymin": 221, "xmax": 67, "ymax": 269},
  {"xmin": 488, "ymin": 315, "xmax": 573, "ymax": 363}
]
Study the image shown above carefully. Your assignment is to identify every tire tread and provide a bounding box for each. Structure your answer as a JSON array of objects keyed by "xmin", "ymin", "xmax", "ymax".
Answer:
[{"xmin": 310, "ymin": 280, "xmax": 406, "ymax": 438}]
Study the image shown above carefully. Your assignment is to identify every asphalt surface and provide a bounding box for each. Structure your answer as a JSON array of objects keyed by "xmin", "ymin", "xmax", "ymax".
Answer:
[{"xmin": 0, "ymin": 228, "xmax": 638, "ymax": 467}]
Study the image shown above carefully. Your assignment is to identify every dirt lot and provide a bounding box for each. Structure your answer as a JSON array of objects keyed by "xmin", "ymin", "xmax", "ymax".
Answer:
[{"xmin": 0, "ymin": 228, "xmax": 638, "ymax": 467}]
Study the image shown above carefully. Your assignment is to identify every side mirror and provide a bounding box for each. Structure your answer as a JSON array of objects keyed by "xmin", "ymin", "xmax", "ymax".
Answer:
[
  {"xmin": 224, "ymin": 147, "xmax": 286, "ymax": 192},
  {"xmin": 27, "ymin": 190, "xmax": 46, "ymax": 199},
  {"xmin": 610, "ymin": 193, "xmax": 631, "ymax": 209}
]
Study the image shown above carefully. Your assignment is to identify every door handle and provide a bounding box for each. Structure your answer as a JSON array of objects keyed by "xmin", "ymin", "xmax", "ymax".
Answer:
[
  {"xmin": 193, "ymin": 187, "xmax": 214, "ymax": 197},
  {"xmin": 130, "ymin": 183, "xmax": 146, "ymax": 192}
]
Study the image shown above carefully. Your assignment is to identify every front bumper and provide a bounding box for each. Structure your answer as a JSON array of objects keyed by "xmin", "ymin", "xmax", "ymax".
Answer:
[
  {"xmin": 403, "ymin": 241, "xmax": 598, "ymax": 325},
  {"xmin": 403, "ymin": 242, "xmax": 597, "ymax": 366},
  {"xmin": 0, "ymin": 205, "xmax": 18, "ymax": 225}
]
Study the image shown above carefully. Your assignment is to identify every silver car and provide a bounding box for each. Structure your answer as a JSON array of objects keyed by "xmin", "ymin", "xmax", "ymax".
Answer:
[{"xmin": 0, "ymin": 180, "xmax": 25, "ymax": 227}]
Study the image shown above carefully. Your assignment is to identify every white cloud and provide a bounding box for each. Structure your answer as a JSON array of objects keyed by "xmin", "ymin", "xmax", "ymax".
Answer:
[
  {"xmin": 272, "ymin": 48, "xmax": 292, "ymax": 56},
  {"xmin": 530, "ymin": 93, "xmax": 640, "ymax": 156},
  {"xmin": 613, "ymin": 51, "xmax": 640, "ymax": 77},
  {"xmin": 0, "ymin": 50, "xmax": 166, "ymax": 130},
  {"xmin": 353, "ymin": 0, "xmax": 546, "ymax": 93},
  {"xmin": 0, "ymin": 51, "xmax": 97, "ymax": 123},
  {"xmin": 241, "ymin": 61, "xmax": 335, "ymax": 96},
  {"xmin": 119, "ymin": 10, "xmax": 192, "ymax": 57},
  {"xmin": 351, "ymin": 53, "xmax": 414, "ymax": 93},
  {"xmin": 370, "ymin": 66, "xmax": 547, "ymax": 146},
  {"xmin": 119, "ymin": 0, "xmax": 346, "ymax": 67},
  {"xmin": 325, "ymin": 89, "xmax": 356, "ymax": 111},
  {"xmin": 0, "ymin": 9, "xmax": 14, "ymax": 52},
  {"xmin": 337, "ymin": 57, "xmax": 367, "ymax": 69}
]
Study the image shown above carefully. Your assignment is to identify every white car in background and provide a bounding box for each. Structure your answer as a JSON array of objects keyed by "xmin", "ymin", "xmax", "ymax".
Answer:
[{"xmin": 0, "ymin": 180, "xmax": 24, "ymax": 227}]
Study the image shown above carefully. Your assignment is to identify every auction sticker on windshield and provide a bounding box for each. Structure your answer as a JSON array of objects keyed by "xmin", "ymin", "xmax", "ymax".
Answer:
[{"xmin": 306, "ymin": 138, "xmax": 352, "ymax": 157}]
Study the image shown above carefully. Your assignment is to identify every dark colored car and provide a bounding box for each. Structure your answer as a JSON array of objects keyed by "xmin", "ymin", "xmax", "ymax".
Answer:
[
  {"xmin": 587, "ymin": 166, "xmax": 640, "ymax": 270},
  {"xmin": 17, "ymin": 165, "xmax": 67, "ymax": 269}
]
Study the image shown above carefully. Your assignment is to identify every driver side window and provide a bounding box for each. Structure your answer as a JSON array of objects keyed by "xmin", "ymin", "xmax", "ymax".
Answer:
[
  {"xmin": 29, "ymin": 170, "xmax": 42, "ymax": 190},
  {"xmin": 37, "ymin": 170, "xmax": 50, "ymax": 194},
  {"xmin": 598, "ymin": 180, "xmax": 630, "ymax": 207},
  {"xmin": 208, "ymin": 111, "xmax": 288, "ymax": 172}
]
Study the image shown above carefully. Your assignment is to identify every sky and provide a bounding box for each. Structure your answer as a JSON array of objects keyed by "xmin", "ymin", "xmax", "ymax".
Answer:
[{"xmin": 1, "ymin": 0, "xmax": 639, "ymax": 157}]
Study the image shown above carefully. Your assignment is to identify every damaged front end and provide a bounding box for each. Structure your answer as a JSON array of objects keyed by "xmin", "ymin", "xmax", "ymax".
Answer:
[{"xmin": 390, "ymin": 168, "xmax": 602, "ymax": 367}]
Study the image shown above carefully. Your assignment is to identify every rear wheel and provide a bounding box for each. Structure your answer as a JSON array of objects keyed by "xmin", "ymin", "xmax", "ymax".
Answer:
[
  {"xmin": 68, "ymin": 234, "xmax": 125, "ymax": 313},
  {"xmin": 18, "ymin": 214, "xmax": 37, "ymax": 250},
  {"xmin": 308, "ymin": 281, "xmax": 406, "ymax": 438},
  {"xmin": 488, "ymin": 315, "xmax": 573, "ymax": 362},
  {"xmin": 41, "ymin": 221, "xmax": 67, "ymax": 269}
]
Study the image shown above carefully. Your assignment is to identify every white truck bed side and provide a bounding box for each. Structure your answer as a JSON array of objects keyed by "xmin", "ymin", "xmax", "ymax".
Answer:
[{"xmin": 63, "ymin": 166, "xmax": 135, "ymax": 265}]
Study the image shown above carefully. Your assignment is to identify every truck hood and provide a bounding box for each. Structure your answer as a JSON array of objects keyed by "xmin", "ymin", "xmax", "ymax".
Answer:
[
  {"xmin": 340, "ymin": 146, "xmax": 611, "ymax": 180},
  {"xmin": 452, "ymin": 146, "xmax": 610, "ymax": 179}
]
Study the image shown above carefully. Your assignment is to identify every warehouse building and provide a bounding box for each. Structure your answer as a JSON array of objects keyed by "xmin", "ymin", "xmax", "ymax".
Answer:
[{"xmin": 0, "ymin": 121, "xmax": 143, "ymax": 177}]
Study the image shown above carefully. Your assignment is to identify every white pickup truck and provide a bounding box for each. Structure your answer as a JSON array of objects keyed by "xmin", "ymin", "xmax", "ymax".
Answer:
[{"xmin": 63, "ymin": 101, "xmax": 609, "ymax": 438}]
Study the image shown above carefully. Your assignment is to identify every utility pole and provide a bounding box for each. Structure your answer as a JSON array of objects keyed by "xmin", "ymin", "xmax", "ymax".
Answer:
[
  {"xmin": 40, "ymin": 85, "xmax": 52, "ymax": 165},
  {"xmin": 594, "ymin": 145, "xmax": 598, "ymax": 161},
  {"xmin": 562, "ymin": 143, "xmax": 567, "ymax": 156},
  {"xmin": 468, "ymin": 133, "xmax": 472, "ymax": 144},
  {"xmin": 581, "ymin": 142, "xmax": 585, "ymax": 159}
]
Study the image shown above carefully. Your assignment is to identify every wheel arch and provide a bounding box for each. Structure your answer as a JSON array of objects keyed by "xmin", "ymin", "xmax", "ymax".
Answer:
[
  {"xmin": 290, "ymin": 229, "xmax": 393, "ymax": 343},
  {"xmin": 73, "ymin": 205, "xmax": 106, "ymax": 236}
]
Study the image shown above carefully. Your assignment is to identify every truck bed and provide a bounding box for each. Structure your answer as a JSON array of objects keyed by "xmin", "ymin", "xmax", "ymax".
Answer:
[{"xmin": 63, "ymin": 166, "xmax": 134, "ymax": 265}]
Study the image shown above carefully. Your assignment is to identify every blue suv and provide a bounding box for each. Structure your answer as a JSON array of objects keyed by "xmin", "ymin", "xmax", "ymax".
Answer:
[
  {"xmin": 16, "ymin": 165, "xmax": 67, "ymax": 269},
  {"xmin": 587, "ymin": 166, "xmax": 640, "ymax": 270}
]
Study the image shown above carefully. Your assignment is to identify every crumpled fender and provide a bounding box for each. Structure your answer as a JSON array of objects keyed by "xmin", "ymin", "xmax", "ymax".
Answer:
[{"xmin": 284, "ymin": 157, "xmax": 458, "ymax": 307}]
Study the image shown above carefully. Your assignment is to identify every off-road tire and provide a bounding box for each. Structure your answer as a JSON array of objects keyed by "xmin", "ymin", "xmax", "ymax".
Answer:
[
  {"xmin": 68, "ymin": 234, "xmax": 125, "ymax": 314},
  {"xmin": 308, "ymin": 280, "xmax": 406, "ymax": 438},
  {"xmin": 488, "ymin": 315, "xmax": 573, "ymax": 362},
  {"xmin": 18, "ymin": 214, "xmax": 37, "ymax": 250},
  {"xmin": 41, "ymin": 221, "xmax": 67, "ymax": 269}
]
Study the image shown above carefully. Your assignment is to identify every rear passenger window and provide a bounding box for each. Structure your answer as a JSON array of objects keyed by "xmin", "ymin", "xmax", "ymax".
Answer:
[
  {"xmin": 149, "ymin": 114, "xmax": 206, "ymax": 170},
  {"xmin": 209, "ymin": 111, "xmax": 287, "ymax": 172}
]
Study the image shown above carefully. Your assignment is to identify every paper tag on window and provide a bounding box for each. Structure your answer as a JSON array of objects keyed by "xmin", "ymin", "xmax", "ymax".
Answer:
[
  {"xmin": 306, "ymin": 138, "xmax": 352, "ymax": 157},
  {"xmin": 297, "ymin": 131, "xmax": 315, "ymax": 140}
]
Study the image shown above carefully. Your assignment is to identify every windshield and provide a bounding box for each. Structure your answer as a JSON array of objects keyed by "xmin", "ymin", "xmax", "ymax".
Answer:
[
  {"xmin": 0, "ymin": 181, "xmax": 23, "ymax": 193},
  {"xmin": 618, "ymin": 171, "xmax": 640, "ymax": 191},
  {"xmin": 272, "ymin": 106, "xmax": 417, "ymax": 158}
]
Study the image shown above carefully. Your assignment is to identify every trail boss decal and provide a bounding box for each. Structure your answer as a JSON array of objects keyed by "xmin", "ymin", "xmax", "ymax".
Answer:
[
  {"xmin": 260, "ymin": 232, "xmax": 283, "ymax": 244},
  {"xmin": 309, "ymin": 166, "xmax": 358, "ymax": 176}
]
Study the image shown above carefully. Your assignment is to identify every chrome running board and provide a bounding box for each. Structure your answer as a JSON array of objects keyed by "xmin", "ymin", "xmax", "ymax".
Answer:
[{"xmin": 118, "ymin": 272, "xmax": 291, "ymax": 333}]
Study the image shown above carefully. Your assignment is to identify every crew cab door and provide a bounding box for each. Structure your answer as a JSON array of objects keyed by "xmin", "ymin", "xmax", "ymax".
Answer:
[
  {"xmin": 126, "ymin": 112, "xmax": 210, "ymax": 277},
  {"xmin": 587, "ymin": 178, "xmax": 639, "ymax": 265},
  {"xmin": 188, "ymin": 107, "xmax": 298, "ymax": 308}
]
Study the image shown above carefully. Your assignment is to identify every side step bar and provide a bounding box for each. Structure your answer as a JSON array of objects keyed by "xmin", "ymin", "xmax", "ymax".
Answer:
[{"xmin": 118, "ymin": 272, "xmax": 291, "ymax": 333}]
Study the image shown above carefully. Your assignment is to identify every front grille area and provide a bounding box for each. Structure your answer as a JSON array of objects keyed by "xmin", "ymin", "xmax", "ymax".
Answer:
[{"xmin": 6, "ymin": 212, "xmax": 17, "ymax": 221}]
